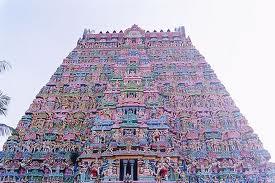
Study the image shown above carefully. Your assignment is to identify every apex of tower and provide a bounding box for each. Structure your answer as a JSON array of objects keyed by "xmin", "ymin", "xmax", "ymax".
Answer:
[{"xmin": 80, "ymin": 25, "xmax": 187, "ymax": 41}]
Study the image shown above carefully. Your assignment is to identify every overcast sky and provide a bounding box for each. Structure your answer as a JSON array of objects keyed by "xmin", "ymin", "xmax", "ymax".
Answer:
[{"xmin": 1, "ymin": 0, "xmax": 275, "ymax": 161}]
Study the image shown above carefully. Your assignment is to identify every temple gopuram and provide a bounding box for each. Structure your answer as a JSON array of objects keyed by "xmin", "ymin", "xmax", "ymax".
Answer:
[{"xmin": 1, "ymin": 25, "xmax": 275, "ymax": 182}]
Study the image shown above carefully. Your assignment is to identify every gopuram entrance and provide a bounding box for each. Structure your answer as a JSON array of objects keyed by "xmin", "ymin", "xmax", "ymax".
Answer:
[
  {"xmin": 0, "ymin": 24, "xmax": 274, "ymax": 182},
  {"xmin": 119, "ymin": 159, "xmax": 138, "ymax": 181}
]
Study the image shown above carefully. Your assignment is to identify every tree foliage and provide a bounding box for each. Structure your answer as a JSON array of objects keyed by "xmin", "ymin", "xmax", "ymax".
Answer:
[{"xmin": 0, "ymin": 60, "xmax": 14, "ymax": 136}]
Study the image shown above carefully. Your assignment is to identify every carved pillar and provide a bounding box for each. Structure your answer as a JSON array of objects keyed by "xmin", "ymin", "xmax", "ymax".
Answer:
[
  {"xmin": 123, "ymin": 160, "xmax": 128, "ymax": 180},
  {"xmin": 129, "ymin": 159, "xmax": 135, "ymax": 180}
]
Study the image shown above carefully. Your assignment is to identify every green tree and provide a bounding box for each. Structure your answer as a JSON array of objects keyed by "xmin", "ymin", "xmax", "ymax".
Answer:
[{"xmin": 0, "ymin": 60, "xmax": 14, "ymax": 136}]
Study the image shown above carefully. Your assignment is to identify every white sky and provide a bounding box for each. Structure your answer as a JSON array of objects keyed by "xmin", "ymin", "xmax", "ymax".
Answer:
[{"xmin": 0, "ymin": 0, "xmax": 275, "ymax": 161}]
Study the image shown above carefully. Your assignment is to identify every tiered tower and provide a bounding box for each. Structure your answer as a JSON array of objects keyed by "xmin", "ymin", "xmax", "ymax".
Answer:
[{"xmin": 0, "ymin": 25, "xmax": 274, "ymax": 182}]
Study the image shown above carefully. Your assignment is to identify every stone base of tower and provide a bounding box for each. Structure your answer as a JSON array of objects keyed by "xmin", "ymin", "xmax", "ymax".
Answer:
[{"xmin": 81, "ymin": 180, "xmax": 176, "ymax": 183}]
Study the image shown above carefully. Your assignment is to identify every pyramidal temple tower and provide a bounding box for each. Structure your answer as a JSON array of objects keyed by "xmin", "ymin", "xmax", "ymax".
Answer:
[{"xmin": 1, "ymin": 25, "xmax": 275, "ymax": 183}]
